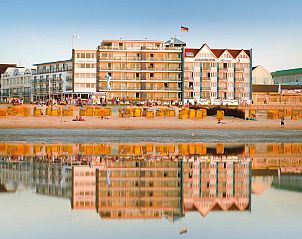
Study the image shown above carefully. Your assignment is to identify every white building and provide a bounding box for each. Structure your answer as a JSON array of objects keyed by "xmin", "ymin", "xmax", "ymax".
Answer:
[
  {"xmin": 32, "ymin": 60, "xmax": 73, "ymax": 101},
  {"xmin": 184, "ymin": 44, "xmax": 252, "ymax": 103},
  {"xmin": 252, "ymin": 65, "xmax": 273, "ymax": 85},
  {"xmin": 0, "ymin": 67, "xmax": 32, "ymax": 102},
  {"xmin": 72, "ymin": 49, "xmax": 97, "ymax": 99}
]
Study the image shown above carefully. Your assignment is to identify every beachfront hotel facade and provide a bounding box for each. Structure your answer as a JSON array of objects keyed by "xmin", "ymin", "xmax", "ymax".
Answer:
[
  {"xmin": 32, "ymin": 60, "xmax": 73, "ymax": 101},
  {"xmin": 72, "ymin": 49, "xmax": 97, "ymax": 98},
  {"xmin": 0, "ymin": 66, "xmax": 32, "ymax": 102},
  {"xmin": 184, "ymin": 44, "xmax": 252, "ymax": 102},
  {"xmin": 95, "ymin": 159, "xmax": 183, "ymax": 220},
  {"xmin": 96, "ymin": 38, "xmax": 185, "ymax": 100}
]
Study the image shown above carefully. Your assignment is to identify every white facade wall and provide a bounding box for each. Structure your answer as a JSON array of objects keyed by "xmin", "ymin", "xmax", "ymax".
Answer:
[
  {"xmin": 184, "ymin": 45, "xmax": 251, "ymax": 101},
  {"xmin": 32, "ymin": 60, "xmax": 72, "ymax": 100},
  {"xmin": 0, "ymin": 67, "xmax": 32, "ymax": 102},
  {"xmin": 73, "ymin": 50, "xmax": 97, "ymax": 94}
]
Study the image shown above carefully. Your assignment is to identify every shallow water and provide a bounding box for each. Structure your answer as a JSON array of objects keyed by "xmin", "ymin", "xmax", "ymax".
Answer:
[
  {"xmin": 1, "ymin": 132, "xmax": 302, "ymax": 239},
  {"xmin": 0, "ymin": 129, "xmax": 302, "ymax": 143}
]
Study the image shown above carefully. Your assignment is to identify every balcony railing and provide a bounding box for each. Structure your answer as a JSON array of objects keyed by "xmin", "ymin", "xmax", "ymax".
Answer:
[
  {"xmin": 99, "ymin": 87, "xmax": 181, "ymax": 91},
  {"xmin": 99, "ymin": 77, "xmax": 180, "ymax": 82},
  {"xmin": 98, "ymin": 46, "xmax": 182, "ymax": 51},
  {"xmin": 33, "ymin": 67, "xmax": 72, "ymax": 75},
  {"xmin": 99, "ymin": 66, "xmax": 181, "ymax": 71},
  {"xmin": 99, "ymin": 56, "xmax": 180, "ymax": 61}
]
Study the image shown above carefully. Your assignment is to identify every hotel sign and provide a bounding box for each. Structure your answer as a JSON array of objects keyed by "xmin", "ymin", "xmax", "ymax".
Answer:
[{"xmin": 194, "ymin": 58, "xmax": 216, "ymax": 62}]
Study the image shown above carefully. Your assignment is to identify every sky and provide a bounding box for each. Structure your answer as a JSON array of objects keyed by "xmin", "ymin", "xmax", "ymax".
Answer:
[{"xmin": 0, "ymin": 0, "xmax": 301, "ymax": 72}]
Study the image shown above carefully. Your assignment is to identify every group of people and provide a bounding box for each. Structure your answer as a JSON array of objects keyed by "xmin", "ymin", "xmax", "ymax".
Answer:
[{"xmin": 72, "ymin": 116, "xmax": 85, "ymax": 121}]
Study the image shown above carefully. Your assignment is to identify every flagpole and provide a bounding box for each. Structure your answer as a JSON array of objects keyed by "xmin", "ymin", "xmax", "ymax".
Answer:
[{"xmin": 72, "ymin": 34, "xmax": 74, "ymax": 50}]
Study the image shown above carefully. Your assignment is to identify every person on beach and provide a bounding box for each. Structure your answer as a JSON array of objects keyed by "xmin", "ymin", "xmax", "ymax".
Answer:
[{"xmin": 281, "ymin": 116, "xmax": 285, "ymax": 127}]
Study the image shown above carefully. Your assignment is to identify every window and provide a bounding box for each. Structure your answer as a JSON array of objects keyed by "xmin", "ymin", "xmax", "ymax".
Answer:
[
  {"xmin": 164, "ymin": 83, "xmax": 168, "ymax": 88},
  {"xmin": 81, "ymin": 53, "xmax": 85, "ymax": 58},
  {"xmin": 136, "ymin": 73, "xmax": 139, "ymax": 78},
  {"xmin": 150, "ymin": 73, "xmax": 154, "ymax": 78}
]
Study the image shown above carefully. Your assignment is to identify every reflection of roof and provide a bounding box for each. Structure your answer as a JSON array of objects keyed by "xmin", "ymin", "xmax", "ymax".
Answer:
[
  {"xmin": 271, "ymin": 68, "xmax": 302, "ymax": 77},
  {"xmin": 0, "ymin": 183, "xmax": 16, "ymax": 193},
  {"xmin": 185, "ymin": 198, "xmax": 250, "ymax": 217},
  {"xmin": 252, "ymin": 177, "xmax": 273, "ymax": 195}
]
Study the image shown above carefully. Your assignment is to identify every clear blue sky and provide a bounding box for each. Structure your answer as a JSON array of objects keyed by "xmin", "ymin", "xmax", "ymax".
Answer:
[{"xmin": 0, "ymin": 0, "xmax": 301, "ymax": 72}]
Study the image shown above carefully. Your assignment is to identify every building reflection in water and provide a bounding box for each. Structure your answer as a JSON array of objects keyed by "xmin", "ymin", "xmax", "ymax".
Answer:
[{"xmin": 1, "ymin": 143, "xmax": 302, "ymax": 221}]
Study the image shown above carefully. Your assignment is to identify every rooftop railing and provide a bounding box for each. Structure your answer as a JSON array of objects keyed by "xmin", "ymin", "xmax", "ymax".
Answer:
[{"xmin": 33, "ymin": 67, "xmax": 72, "ymax": 75}]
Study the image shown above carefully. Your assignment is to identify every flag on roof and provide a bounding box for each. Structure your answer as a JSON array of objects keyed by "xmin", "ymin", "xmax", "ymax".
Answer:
[
  {"xmin": 72, "ymin": 34, "xmax": 80, "ymax": 39},
  {"xmin": 180, "ymin": 26, "xmax": 189, "ymax": 32}
]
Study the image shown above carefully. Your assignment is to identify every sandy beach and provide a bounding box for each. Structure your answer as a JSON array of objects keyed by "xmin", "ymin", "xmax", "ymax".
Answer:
[{"xmin": 0, "ymin": 115, "xmax": 301, "ymax": 130}]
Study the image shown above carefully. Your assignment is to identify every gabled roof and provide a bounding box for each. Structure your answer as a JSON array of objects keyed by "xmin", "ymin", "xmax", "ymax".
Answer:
[
  {"xmin": 184, "ymin": 48, "xmax": 200, "ymax": 57},
  {"xmin": 0, "ymin": 64, "xmax": 17, "ymax": 76},
  {"xmin": 184, "ymin": 45, "xmax": 250, "ymax": 59},
  {"xmin": 211, "ymin": 49, "xmax": 225, "ymax": 58}
]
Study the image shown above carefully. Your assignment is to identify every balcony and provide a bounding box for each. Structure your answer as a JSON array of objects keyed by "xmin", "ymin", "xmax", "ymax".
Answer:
[
  {"xmin": 98, "ymin": 46, "xmax": 182, "ymax": 51},
  {"xmin": 99, "ymin": 56, "xmax": 180, "ymax": 62},
  {"xmin": 98, "ymin": 66, "xmax": 181, "ymax": 72},
  {"xmin": 98, "ymin": 77, "xmax": 181, "ymax": 82},
  {"xmin": 33, "ymin": 67, "xmax": 73, "ymax": 75},
  {"xmin": 218, "ymin": 86, "xmax": 228, "ymax": 90},
  {"xmin": 101, "ymin": 86, "xmax": 181, "ymax": 91}
]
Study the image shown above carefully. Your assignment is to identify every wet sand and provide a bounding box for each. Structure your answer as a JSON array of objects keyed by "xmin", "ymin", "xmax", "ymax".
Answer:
[{"xmin": 0, "ymin": 115, "xmax": 301, "ymax": 130}]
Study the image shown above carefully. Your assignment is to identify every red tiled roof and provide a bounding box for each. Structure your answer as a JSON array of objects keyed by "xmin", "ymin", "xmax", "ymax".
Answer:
[
  {"xmin": 211, "ymin": 49, "xmax": 225, "ymax": 58},
  {"xmin": 0, "ymin": 64, "xmax": 17, "ymax": 75},
  {"xmin": 184, "ymin": 45, "xmax": 250, "ymax": 59},
  {"xmin": 184, "ymin": 48, "xmax": 199, "ymax": 57}
]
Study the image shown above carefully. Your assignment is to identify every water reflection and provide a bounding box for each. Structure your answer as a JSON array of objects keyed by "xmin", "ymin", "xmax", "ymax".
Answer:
[{"xmin": 1, "ymin": 143, "xmax": 302, "ymax": 222}]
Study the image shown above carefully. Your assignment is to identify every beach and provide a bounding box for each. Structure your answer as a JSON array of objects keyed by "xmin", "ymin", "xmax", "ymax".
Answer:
[{"xmin": 0, "ymin": 115, "xmax": 301, "ymax": 130}]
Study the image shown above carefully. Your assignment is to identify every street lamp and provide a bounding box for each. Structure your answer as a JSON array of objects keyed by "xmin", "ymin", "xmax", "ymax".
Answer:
[{"xmin": 48, "ymin": 77, "xmax": 51, "ymax": 102}]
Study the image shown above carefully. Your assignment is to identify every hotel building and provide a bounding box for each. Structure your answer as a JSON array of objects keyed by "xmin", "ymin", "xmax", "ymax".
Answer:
[
  {"xmin": 32, "ymin": 60, "xmax": 73, "ymax": 101},
  {"xmin": 272, "ymin": 67, "xmax": 302, "ymax": 86},
  {"xmin": 72, "ymin": 49, "xmax": 97, "ymax": 98},
  {"xmin": 96, "ymin": 38, "xmax": 185, "ymax": 100},
  {"xmin": 0, "ymin": 66, "xmax": 32, "ymax": 102},
  {"xmin": 95, "ymin": 160, "xmax": 183, "ymax": 220},
  {"xmin": 183, "ymin": 158, "xmax": 251, "ymax": 217},
  {"xmin": 184, "ymin": 44, "xmax": 252, "ymax": 102}
]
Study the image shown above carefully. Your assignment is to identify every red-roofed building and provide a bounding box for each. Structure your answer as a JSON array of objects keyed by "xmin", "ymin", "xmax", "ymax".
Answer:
[{"xmin": 184, "ymin": 44, "xmax": 252, "ymax": 103}]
